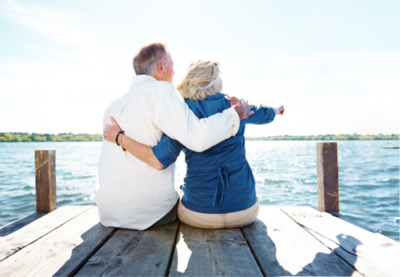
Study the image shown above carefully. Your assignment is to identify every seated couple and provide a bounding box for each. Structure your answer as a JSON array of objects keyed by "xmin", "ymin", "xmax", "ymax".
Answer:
[{"xmin": 96, "ymin": 42, "xmax": 284, "ymax": 230}]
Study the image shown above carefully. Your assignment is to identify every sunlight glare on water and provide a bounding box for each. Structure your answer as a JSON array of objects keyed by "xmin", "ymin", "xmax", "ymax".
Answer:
[{"xmin": 0, "ymin": 140, "xmax": 398, "ymax": 241}]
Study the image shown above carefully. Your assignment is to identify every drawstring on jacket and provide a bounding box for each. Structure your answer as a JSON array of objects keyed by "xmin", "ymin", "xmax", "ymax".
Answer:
[{"xmin": 212, "ymin": 165, "xmax": 230, "ymax": 206}]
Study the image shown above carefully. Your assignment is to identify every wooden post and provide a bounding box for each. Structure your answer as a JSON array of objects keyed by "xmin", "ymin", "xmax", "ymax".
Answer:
[
  {"xmin": 35, "ymin": 150, "xmax": 57, "ymax": 212},
  {"xmin": 317, "ymin": 142, "xmax": 339, "ymax": 213}
]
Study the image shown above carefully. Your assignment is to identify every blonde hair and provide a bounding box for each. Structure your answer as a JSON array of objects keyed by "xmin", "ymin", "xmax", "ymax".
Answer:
[{"xmin": 177, "ymin": 60, "xmax": 221, "ymax": 101}]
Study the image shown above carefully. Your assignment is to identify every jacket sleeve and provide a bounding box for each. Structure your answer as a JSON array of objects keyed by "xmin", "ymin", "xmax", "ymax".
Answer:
[
  {"xmin": 241, "ymin": 105, "xmax": 276, "ymax": 125},
  {"xmin": 152, "ymin": 133, "xmax": 183, "ymax": 170},
  {"xmin": 154, "ymin": 85, "xmax": 240, "ymax": 152}
]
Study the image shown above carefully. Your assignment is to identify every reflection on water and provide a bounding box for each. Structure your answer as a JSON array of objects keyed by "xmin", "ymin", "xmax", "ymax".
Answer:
[{"xmin": 0, "ymin": 140, "xmax": 399, "ymax": 241}]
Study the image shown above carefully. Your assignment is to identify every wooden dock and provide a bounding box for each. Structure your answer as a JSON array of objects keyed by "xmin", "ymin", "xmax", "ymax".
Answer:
[{"xmin": 0, "ymin": 143, "xmax": 399, "ymax": 276}]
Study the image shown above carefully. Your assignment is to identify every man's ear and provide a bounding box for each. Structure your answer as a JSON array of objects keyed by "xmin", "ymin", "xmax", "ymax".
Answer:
[{"xmin": 156, "ymin": 60, "xmax": 164, "ymax": 72}]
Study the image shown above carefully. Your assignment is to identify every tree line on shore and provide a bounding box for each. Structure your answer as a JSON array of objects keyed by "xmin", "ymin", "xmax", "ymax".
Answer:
[
  {"xmin": 0, "ymin": 132, "xmax": 102, "ymax": 142},
  {"xmin": 0, "ymin": 132, "xmax": 398, "ymax": 142}
]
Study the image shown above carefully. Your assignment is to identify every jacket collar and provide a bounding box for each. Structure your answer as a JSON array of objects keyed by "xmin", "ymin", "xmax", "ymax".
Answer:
[{"xmin": 203, "ymin": 92, "xmax": 226, "ymax": 101}]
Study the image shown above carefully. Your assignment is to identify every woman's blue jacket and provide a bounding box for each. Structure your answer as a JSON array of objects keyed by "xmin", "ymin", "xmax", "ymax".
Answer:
[{"xmin": 153, "ymin": 92, "xmax": 275, "ymax": 214}]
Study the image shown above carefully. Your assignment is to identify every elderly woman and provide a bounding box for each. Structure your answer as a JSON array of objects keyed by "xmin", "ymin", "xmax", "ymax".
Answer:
[{"xmin": 104, "ymin": 60, "xmax": 284, "ymax": 229}]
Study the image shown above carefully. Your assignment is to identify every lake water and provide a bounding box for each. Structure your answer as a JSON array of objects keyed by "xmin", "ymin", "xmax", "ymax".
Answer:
[{"xmin": 0, "ymin": 141, "xmax": 399, "ymax": 241}]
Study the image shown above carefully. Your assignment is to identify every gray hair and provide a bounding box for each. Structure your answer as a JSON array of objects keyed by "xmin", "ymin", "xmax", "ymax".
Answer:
[{"xmin": 132, "ymin": 43, "xmax": 167, "ymax": 75}]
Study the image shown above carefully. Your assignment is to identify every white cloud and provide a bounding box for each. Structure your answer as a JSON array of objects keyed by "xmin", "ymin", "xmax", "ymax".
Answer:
[
  {"xmin": 0, "ymin": 0, "xmax": 134, "ymax": 59},
  {"xmin": 0, "ymin": 0, "xmax": 398, "ymax": 136},
  {"xmin": 242, "ymin": 52, "xmax": 400, "ymax": 136}
]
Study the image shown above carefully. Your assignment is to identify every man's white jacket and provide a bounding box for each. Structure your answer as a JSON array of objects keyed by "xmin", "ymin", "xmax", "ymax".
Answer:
[{"xmin": 96, "ymin": 75, "xmax": 240, "ymax": 230}]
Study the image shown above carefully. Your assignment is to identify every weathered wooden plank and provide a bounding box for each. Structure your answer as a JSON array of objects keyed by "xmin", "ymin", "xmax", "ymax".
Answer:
[
  {"xmin": 0, "ymin": 205, "xmax": 91, "ymax": 261},
  {"xmin": 76, "ymin": 221, "xmax": 179, "ymax": 277},
  {"xmin": 281, "ymin": 206, "xmax": 400, "ymax": 277},
  {"xmin": 0, "ymin": 212, "xmax": 47, "ymax": 237},
  {"xmin": 169, "ymin": 223, "xmax": 262, "ymax": 276},
  {"xmin": 317, "ymin": 142, "xmax": 339, "ymax": 212},
  {"xmin": 35, "ymin": 150, "xmax": 57, "ymax": 212},
  {"xmin": 0, "ymin": 207, "xmax": 115, "ymax": 277},
  {"xmin": 242, "ymin": 206, "xmax": 361, "ymax": 276}
]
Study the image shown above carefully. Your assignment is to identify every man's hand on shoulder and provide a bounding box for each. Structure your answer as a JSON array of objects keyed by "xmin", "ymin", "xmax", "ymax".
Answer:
[{"xmin": 228, "ymin": 96, "xmax": 254, "ymax": 120}]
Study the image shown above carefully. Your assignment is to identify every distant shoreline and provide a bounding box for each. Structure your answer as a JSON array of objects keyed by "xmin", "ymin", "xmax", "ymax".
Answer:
[
  {"xmin": 246, "ymin": 134, "xmax": 399, "ymax": 141},
  {"xmin": 0, "ymin": 132, "xmax": 398, "ymax": 142},
  {"xmin": 0, "ymin": 133, "xmax": 102, "ymax": 142}
]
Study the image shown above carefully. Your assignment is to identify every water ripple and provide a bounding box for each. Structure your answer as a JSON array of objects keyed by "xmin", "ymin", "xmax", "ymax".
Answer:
[{"xmin": 0, "ymin": 140, "xmax": 399, "ymax": 242}]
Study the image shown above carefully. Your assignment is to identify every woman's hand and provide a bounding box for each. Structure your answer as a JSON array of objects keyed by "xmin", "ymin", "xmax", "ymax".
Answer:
[
  {"xmin": 274, "ymin": 105, "xmax": 285, "ymax": 116},
  {"xmin": 103, "ymin": 117, "xmax": 122, "ymax": 144}
]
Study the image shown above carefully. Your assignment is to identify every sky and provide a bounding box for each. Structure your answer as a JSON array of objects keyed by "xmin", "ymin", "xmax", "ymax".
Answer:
[{"xmin": 0, "ymin": 0, "xmax": 399, "ymax": 137}]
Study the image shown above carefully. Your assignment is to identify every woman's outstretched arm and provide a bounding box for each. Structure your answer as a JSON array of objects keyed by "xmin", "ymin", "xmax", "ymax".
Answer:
[
  {"xmin": 228, "ymin": 96, "xmax": 284, "ymax": 125},
  {"xmin": 241, "ymin": 104, "xmax": 278, "ymax": 125},
  {"xmin": 103, "ymin": 117, "xmax": 164, "ymax": 170}
]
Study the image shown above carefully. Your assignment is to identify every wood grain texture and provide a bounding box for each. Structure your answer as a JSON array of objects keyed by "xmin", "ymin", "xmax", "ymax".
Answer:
[
  {"xmin": 35, "ymin": 150, "xmax": 57, "ymax": 212},
  {"xmin": 0, "ymin": 207, "xmax": 115, "ymax": 277},
  {"xmin": 169, "ymin": 223, "xmax": 262, "ymax": 276},
  {"xmin": 242, "ymin": 206, "xmax": 361, "ymax": 277},
  {"xmin": 317, "ymin": 142, "xmax": 339, "ymax": 213},
  {"xmin": 76, "ymin": 221, "xmax": 179, "ymax": 277},
  {"xmin": 281, "ymin": 206, "xmax": 400, "ymax": 277},
  {"xmin": 0, "ymin": 212, "xmax": 47, "ymax": 237},
  {"xmin": 0, "ymin": 205, "xmax": 91, "ymax": 261}
]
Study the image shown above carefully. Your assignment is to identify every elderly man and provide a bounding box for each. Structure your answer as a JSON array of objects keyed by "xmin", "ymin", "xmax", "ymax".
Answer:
[{"xmin": 96, "ymin": 43, "xmax": 253, "ymax": 230}]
